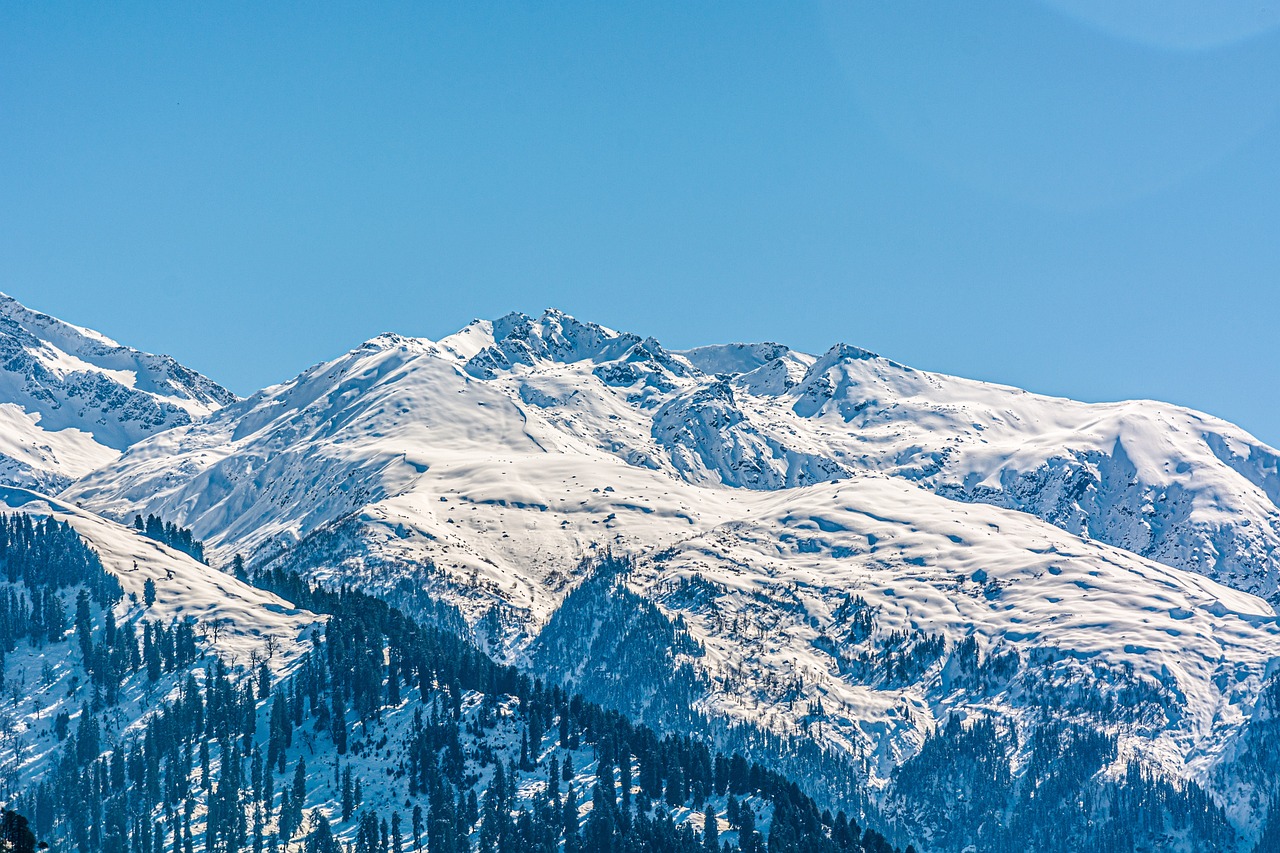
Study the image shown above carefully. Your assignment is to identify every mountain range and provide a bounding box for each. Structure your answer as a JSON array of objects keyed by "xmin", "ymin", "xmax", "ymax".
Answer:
[{"xmin": 4, "ymin": 292, "xmax": 1280, "ymax": 851}]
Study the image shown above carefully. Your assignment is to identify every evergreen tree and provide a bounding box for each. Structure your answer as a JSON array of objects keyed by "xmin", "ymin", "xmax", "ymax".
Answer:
[
  {"xmin": 341, "ymin": 767, "xmax": 354, "ymax": 822},
  {"xmin": 0, "ymin": 809, "xmax": 36, "ymax": 853},
  {"xmin": 562, "ymin": 783, "xmax": 581, "ymax": 853}
]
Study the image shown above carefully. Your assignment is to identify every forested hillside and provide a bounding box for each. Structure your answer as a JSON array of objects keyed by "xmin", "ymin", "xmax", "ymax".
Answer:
[{"xmin": 1, "ymin": 512, "xmax": 903, "ymax": 853}]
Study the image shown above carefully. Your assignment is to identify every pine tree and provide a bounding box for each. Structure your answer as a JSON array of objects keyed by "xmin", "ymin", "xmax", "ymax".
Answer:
[
  {"xmin": 341, "ymin": 767, "xmax": 354, "ymax": 822},
  {"xmin": 74, "ymin": 589, "xmax": 93, "ymax": 662},
  {"xmin": 291, "ymin": 757, "xmax": 308, "ymax": 831},
  {"xmin": 74, "ymin": 704, "xmax": 99, "ymax": 765},
  {"xmin": 739, "ymin": 805, "xmax": 760, "ymax": 853},
  {"xmin": 306, "ymin": 809, "xmax": 338, "ymax": 853},
  {"xmin": 331, "ymin": 689, "xmax": 347, "ymax": 755},
  {"xmin": 279, "ymin": 789, "xmax": 293, "ymax": 841},
  {"xmin": 548, "ymin": 756, "xmax": 561, "ymax": 802},
  {"xmin": 665, "ymin": 759, "xmax": 685, "ymax": 807},
  {"xmin": 0, "ymin": 809, "xmax": 37, "ymax": 853},
  {"xmin": 562, "ymin": 784, "xmax": 580, "ymax": 853}
]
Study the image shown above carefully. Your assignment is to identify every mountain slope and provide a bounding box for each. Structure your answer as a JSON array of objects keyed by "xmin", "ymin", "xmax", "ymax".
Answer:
[
  {"xmin": 0, "ymin": 293, "xmax": 236, "ymax": 491},
  {"xmin": 0, "ymin": 488, "xmax": 896, "ymax": 853},
  {"xmin": 0, "ymin": 485, "xmax": 317, "ymax": 669},
  {"xmin": 0, "ymin": 487, "xmax": 318, "ymax": 802},
  {"xmin": 406, "ymin": 310, "xmax": 1280, "ymax": 602},
  {"xmin": 743, "ymin": 342, "xmax": 1280, "ymax": 603},
  {"xmin": 521, "ymin": 476, "xmax": 1280, "ymax": 837}
]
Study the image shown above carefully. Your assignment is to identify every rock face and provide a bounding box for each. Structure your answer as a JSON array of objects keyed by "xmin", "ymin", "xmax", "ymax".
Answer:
[{"xmin": 0, "ymin": 293, "xmax": 236, "ymax": 490}]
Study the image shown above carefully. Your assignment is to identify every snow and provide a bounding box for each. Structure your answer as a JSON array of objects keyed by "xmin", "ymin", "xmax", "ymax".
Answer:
[
  {"xmin": 0, "ymin": 404, "xmax": 118, "ymax": 488},
  {"xmin": 64, "ymin": 308, "xmax": 1280, "ymax": 599},
  {"xmin": 626, "ymin": 477, "xmax": 1280, "ymax": 785},
  {"xmin": 678, "ymin": 343, "xmax": 795, "ymax": 376}
]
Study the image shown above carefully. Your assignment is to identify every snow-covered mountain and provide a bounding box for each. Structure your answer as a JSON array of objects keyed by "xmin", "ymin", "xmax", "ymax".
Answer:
[
  {"xmin": 54, "ymin": 309, "xmax": 1280, "ymax": 846},
  {"xmin": 0, "ymin": 293, "xmax": 236, "ymax": 491},
  {"xmin": 66, "ymin": 308, "xmax": 1280, "ymax": 601}
]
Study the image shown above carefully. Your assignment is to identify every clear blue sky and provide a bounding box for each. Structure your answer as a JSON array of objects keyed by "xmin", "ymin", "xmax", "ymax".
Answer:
[{"xmin": 3, "ymin": 2, "xmax": 1279, "ymax": 443}]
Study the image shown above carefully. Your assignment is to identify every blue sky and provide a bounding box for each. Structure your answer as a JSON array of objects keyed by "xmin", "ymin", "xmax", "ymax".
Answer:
[{"xmin": 3, "ymin": 2, "xmax": 1279, "ymax": 442}]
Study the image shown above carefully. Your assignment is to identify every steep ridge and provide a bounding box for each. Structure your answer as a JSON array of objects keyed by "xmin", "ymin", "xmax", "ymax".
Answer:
[{"xmin": 0, "ymin": 293, "xmax": 236, "ymax": 491}]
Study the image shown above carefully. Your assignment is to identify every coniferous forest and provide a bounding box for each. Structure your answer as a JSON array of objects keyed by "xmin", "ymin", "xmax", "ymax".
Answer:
[
  {"xmin": 0, "ymin": 513, "xmax": 905, "ymax": 853},
  {"xmin": 132, "ymin": 515, "xmax": 207, "ymax": 565}
]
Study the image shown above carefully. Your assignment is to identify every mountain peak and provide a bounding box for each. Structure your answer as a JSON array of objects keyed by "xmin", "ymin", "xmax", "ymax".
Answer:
[
  {"xmin": 0, "ymin": 292, "xmax": 236, "ymax": 489},
  {"xmin": 462, "ymin": 308, "xmax": 646, "ymax": 378},
  {"xmin": 678, "ymin": 341, "xmax": 795, "ymax": 375},
  {"xmin": 356, "ymin": 331, "xmax": 437, "ymax": 353},
  {"xmin": 816, "ymin": 341, "xmax": 882, "ymax": 365},
  {"xmin": 0, "ymin": 290, "xmax": 122, "ymax": 348}
]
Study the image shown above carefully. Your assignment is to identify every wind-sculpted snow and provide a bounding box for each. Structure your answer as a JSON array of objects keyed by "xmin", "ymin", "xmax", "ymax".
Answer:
[
  {"xmin": 0, "ymin": 293, "xmax": 235, "ymax": 490},
  {"xmin": 622, "ymin": 478, "xmax": 1280, "ymax": 786},
  {"xmin": 679, "ymin": 342, "xmax": 793, "ymax": 377},
  {"xmin": 690, "ymin": 342, "xmax": 1280, "ymax": 602}
]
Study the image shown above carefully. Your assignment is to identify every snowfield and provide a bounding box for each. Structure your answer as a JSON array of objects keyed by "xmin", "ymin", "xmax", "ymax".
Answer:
[{"xmin": 627, "ymin": 478, "xmax": 1280, "ymax": 793}]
